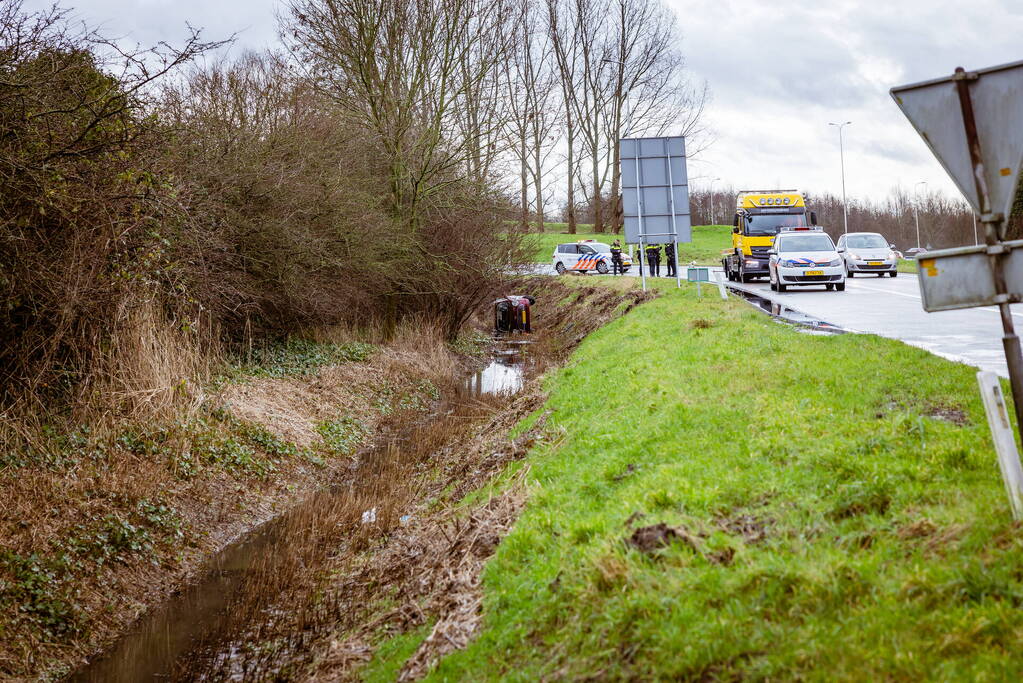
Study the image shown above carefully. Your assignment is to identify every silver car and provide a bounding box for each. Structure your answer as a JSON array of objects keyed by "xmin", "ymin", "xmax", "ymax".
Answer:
[{"xmin": 835, "ymin": 232, "xmax": 899, "ymax": 278}]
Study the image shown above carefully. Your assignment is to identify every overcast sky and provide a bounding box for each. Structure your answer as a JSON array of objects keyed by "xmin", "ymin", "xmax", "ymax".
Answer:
[{"xmin": 27, "ymin": 0, "xmax": 1023, "ymax": 204}]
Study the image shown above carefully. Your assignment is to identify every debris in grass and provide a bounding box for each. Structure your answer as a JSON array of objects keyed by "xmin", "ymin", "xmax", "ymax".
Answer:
[
  {"xmin": 623, "ymin": 511, "xmax": 645, "ymax": 527},
  {"xmin": 717, "ymin": 514, "xmax": 770, "ymax": 544},
  {"xmin": 361, "ymin": 507, "xmax": 377, "ymax": 524},
  {"xmin": 926, "ymin": 405, "xmax": 969, "ymax": 426},
  {"xmin": 690, "ymin": 318, "xmax": 714, "ymax": 329},
  {"xmin": 897, "ymin": 518, "xmax": 938, "ymax": 541},
  {"xmin": 613, "ymin": 464, "xmax": 637, "ymax": 482},
  {"xmin": 626, "ymin": 523, "xmax": 700, "ymax": 554},
  {"xmin": 707, "ymin": 546, "xmax": 735, "ymax": 566}
]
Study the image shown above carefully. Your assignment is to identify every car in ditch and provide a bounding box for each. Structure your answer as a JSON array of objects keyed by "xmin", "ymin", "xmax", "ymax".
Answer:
[
  {"xmin": 836, "ymin": 232, "xmax": 899, "ymax": 277},
  {"xmin": 552, "ymin": 240, "xmax": 631, "ymax": 275},
  {"xmin": 767, "ymin": 227, "xmax": 846, "ymax": 292}
]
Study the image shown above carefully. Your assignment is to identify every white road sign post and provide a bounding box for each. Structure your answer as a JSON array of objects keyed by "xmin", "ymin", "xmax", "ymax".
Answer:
[{"xmin": 892, "ymin": 60, "xmax": 1023, "ymax": 435}]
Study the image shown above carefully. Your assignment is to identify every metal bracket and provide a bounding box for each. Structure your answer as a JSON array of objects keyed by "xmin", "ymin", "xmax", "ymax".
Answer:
[
  {"xmin": 981, "ymin": 212, "xmax": 1005, "ymax": 223},
  {"xmin": 994, "ymin": 293, "xmax": 1011, "ymax": 304},
  {"xmin": 953, "ymin": 68, "xmax": 979, "ymax": 81},
  {"xmin": 987, "ymin": 244, "xmax": 1009, "ymax": 255}
]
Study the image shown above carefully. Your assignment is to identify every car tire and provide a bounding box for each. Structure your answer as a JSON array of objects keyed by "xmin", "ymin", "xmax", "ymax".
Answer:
[
  {"xmin": 890, "ymin": 271, "xmax": 898, "ymax": 278},
  {"xmin": 826, "ymin": 284, "xmax": 834, "ymax": 291},
  {"xmin": 596, "ymin": 261, "xmax": 609, "ymax": 274},
  {"xmin": 555, "ymin": 262, "xmax": 566, "ymax": 275},
  {"xmin": 836, "ymin": 282, "xmax": 846, "ymax": 291}
]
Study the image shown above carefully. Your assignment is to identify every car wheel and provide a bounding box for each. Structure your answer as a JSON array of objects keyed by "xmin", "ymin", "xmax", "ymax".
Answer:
[
  {"xmin": 596, "ymin": 260, "xmax": 609, "ymax": 274},
  {"xmin": 836, "ymin": 282, "xmax": 846, "ymax": 291},
  {"xmin": 555, "ymin": 262, "xmax": 566, "ymax": 275},
  {"xmin": 826, "ymin": 283, "xmax": 834, "ymax": 291},
  {"xmin": 890, "ymin": 271, "xmax": 898, "ymax": 278}
]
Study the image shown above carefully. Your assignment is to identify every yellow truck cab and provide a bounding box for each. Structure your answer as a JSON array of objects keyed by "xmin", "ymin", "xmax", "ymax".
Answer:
[{"xmin": 722, "ymin": 190, "xmax": 818, "ymax": 282}]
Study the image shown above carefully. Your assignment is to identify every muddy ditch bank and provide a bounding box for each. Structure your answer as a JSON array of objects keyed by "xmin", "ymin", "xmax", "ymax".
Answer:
[{"xmin": 64, "ymin": 279, "xmax": 654, "ymax": 681}]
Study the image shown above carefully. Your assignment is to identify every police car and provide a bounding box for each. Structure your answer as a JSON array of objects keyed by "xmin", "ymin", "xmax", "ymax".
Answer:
[
  {"xmin": 552, "ymin": 240, "xmax": 630, "ymax": 275},
  {"xmin": 767, "ymin": 227, "xmax": 846, "ymax": 292}
]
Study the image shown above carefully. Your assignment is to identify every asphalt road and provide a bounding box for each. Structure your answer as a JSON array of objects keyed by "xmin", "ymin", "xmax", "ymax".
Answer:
[
  {"xmin": 531, "ymin": 263, "xmax": 1019, "ymax": 378},
  {"xmin": 725, "ymin": 272, "xmax": 1020, "ymax": 379}
]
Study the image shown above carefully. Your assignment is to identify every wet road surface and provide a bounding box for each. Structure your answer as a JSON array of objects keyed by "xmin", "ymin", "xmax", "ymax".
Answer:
[
  {"xmin": 530, "ymin": 263, "xmax": 1018, "ymax": 377},
  {"xmin": 726, "ymin": 272, "xmax": 1020, "ymax": 378}
]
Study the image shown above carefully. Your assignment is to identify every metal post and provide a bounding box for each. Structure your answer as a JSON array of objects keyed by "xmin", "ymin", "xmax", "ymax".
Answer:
[
  {"xmin": 913, "ymin": 201, "xmax": 921, "ymax": 249},
  {"xmin": 914, "ymin": 180, "xmax": 927, "ymax": 250},
  {"xmin": 635, "ymin": 144, "xmax": 647, "ymax": 292},
  {"xmin": 954, "ymin": 66, "xmax": 1023, "ymax": 435},
  {"xmin": 665, "ymin": 141, "xmax": 682, "ymax": 289},
  {"xmin": 829, "ymin": 122, "xmax": 851, "ymax": 235},
  {"xmin": 978, "ymin": 371, "xmax": 1023, "ymax": 519},
  {"xmin": 839, "ymin": 127, "xmax": 848, "ymax": 236},
  {"xmin": 974, "ymin": 213, "xmax": 980, "ymax": 245}
]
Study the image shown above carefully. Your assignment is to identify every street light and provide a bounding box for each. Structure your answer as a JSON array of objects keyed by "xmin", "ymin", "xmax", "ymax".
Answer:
[
  {"xmin": 914, "ymin": 180, "xmax": 927, "ymax": 250},
  {"xmin": 828, "ymin": 121, "xmax": 852, "ymax": 235},
  {"xmin": 709, "ymin": 177, "xmax": 721, "ymax": 224}
]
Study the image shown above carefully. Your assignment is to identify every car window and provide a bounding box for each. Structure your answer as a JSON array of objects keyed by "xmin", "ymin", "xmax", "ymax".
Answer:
[
  {"xmin": 558, "ymin": 244, "xmax": 577, "ymax": 254},
  {"xmin": 777, "ymin": 234, "xmax": 835, "ymax": 252},
  {"xmin": 847, "ymin": 234, "xmax": 888, "ymax": 249},
  {"xmin": 579, "ymin": 245, "xmax": 596, "ymax": 254}
]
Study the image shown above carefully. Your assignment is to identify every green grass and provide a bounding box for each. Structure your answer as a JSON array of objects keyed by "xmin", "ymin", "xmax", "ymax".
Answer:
[
  {"xmin": 527, "ymin": 223, "xmax": 732, "ymax": 265},
  {"xmin": 422, "ymin": 280, "xmax": 1023, "ymax": 680}
]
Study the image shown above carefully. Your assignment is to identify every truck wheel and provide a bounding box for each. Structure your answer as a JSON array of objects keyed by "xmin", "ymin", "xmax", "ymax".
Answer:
[
  {"xmin": 846, "ymin": 268, "xmax": 854, "ymax": 278},
  {"xmin": 890, "ymin": 271, "xmax": 898, "ymax": 277},
  {"xmin": 836, "ymin": 282, "xmax": 846, "ymax": 291},
  {"xmin": 826, "ymin": 284, "xmax": 834, "ymax": 291},
  {"xmin": 596, "ymin": 260, "xmax": 609, "ymax": 274},
  {"xmin": 555, "ymin": 262, "xmax": 566, "ymax": 275}
]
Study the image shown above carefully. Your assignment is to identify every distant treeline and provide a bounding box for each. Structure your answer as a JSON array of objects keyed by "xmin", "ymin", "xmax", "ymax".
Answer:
[{"xmin": 689, "ymin": 186, "xmax": 1023, "ymax": 249}]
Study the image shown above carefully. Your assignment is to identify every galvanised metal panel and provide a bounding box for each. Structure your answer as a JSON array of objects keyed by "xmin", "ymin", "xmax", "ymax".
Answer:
[
  {"xmin": 917, "ymin": 240, "xmax": 1023, "ymax": 311},
  {"xmin": 620, "ymin": 135, "xmax": 691, "ymax": 245}
]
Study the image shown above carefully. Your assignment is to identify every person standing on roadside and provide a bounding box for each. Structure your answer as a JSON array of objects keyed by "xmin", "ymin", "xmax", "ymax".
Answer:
[
  {"xmin": 664, "ymin": 241, "xmax": 677, "ymax": 277},
  {"xmin": 610, "ymin": 240, "xmax": 624, "ymax": 276},
  {"xmin": 645, "ymin": 243, "xmax": 661, "ymax": 277}
]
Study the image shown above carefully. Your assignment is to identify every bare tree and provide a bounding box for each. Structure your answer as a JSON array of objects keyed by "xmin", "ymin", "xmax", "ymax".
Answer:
[
  {"xmin": 505, "ymin": 0, "xmax": 559, "ymax": 232},
  {"xmin": 286, "ymin": 0, "xmax": 513, "ymax": 229}
]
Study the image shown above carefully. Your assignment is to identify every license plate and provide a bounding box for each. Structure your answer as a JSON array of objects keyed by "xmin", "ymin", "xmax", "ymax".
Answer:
[
  {"xmin": 806, "ymin": 270, "xmax": 824, "ymax": 276},
  {"xmin": 867, "ymin": 261, "xmax": 882, "ymax": 265}
]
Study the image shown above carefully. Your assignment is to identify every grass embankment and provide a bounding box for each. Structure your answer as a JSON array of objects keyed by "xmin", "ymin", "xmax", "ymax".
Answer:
[
  {"xmin": 417, "ymin": 280, "xmax": 1023, "ymax": 679},
  {"xmin": 528, "ymin": 223, "xmax": 731, "ymax": 265}
]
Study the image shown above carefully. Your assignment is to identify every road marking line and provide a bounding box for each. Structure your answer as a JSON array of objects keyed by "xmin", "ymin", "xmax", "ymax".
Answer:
[{"xmin": 848, "ymin": 282, "xmax": 1023, "ymax": 319}]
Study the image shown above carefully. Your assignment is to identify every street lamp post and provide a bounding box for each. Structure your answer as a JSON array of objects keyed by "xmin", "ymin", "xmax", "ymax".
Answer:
[
  {"xmin": 828, "ymin": 121, "xmax": 852, "ymax": 235},
  {"xmin": 914, "ymin": 180, "xmax": 927, "ymax": 250},
  {"xmin": 709, "ymin": 177, "xmax": 721, "ymax": 224}
]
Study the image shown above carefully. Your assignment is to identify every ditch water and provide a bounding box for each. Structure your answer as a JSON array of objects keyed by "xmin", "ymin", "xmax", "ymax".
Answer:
[
  {"xmin": 731, "ymin": 289, "xmax": 846, "ymax": 335},
  {"xmin": 70, "ymin": 340, "xmax": 530, "ymax": 682},
  {"xmin": 463, "ymin": 337, "xmax": 532, "ymax": 395}
]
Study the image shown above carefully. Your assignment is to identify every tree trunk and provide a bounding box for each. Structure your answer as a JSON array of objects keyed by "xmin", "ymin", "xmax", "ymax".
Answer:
[
  {"xmin": 566, "ymin": 110, "xmax": 577, "ymax": 234},
  {"xmin": 519, "ymin": 131, "xmax": 529, "ymax": 232},
  {"xmin": 591, "ymin": 144, "xmax": 603, "ymax": 233}
]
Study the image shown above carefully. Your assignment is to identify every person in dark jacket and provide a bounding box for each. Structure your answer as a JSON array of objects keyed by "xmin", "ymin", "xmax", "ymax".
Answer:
[
  {"xmin": 664, "ymin": 241, "xmax": 677, "ymax": 277},
  {"xmin": 610, "ymin": 240, "xmax": 624, "ymax": 275},
  {"xmin": 645, "ymin": 243, "xmax": 661, "ymax": 277}
]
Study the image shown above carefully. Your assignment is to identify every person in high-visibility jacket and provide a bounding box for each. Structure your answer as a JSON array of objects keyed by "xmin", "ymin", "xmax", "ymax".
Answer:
[
  {"xmin": 610, "ymin": 240, "xmax": 624, "ymax": 275},
  {"xmin": 645, "ymin": 243, "xmax": 661, "ymax": 277}
]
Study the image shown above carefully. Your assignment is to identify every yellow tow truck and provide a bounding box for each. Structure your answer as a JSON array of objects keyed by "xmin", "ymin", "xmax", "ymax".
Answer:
[{"xmin": 722, "ymin": 190, "xmax": 819, "ymax": 282}]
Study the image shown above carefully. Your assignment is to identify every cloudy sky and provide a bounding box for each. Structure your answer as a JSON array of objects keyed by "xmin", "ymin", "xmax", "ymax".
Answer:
[{"xmin": 26, "ymin": 0, "xmax": 1023, "ymax": 203}]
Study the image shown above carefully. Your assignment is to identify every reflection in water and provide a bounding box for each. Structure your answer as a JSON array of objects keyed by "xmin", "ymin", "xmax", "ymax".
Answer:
[
  {"xmin": 464, "ymin": 339, "xmax": 530, "ymax": 395},
  {"xmin": 734, "ymin": 289, "xmax": 845, "ymax": 334}
]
